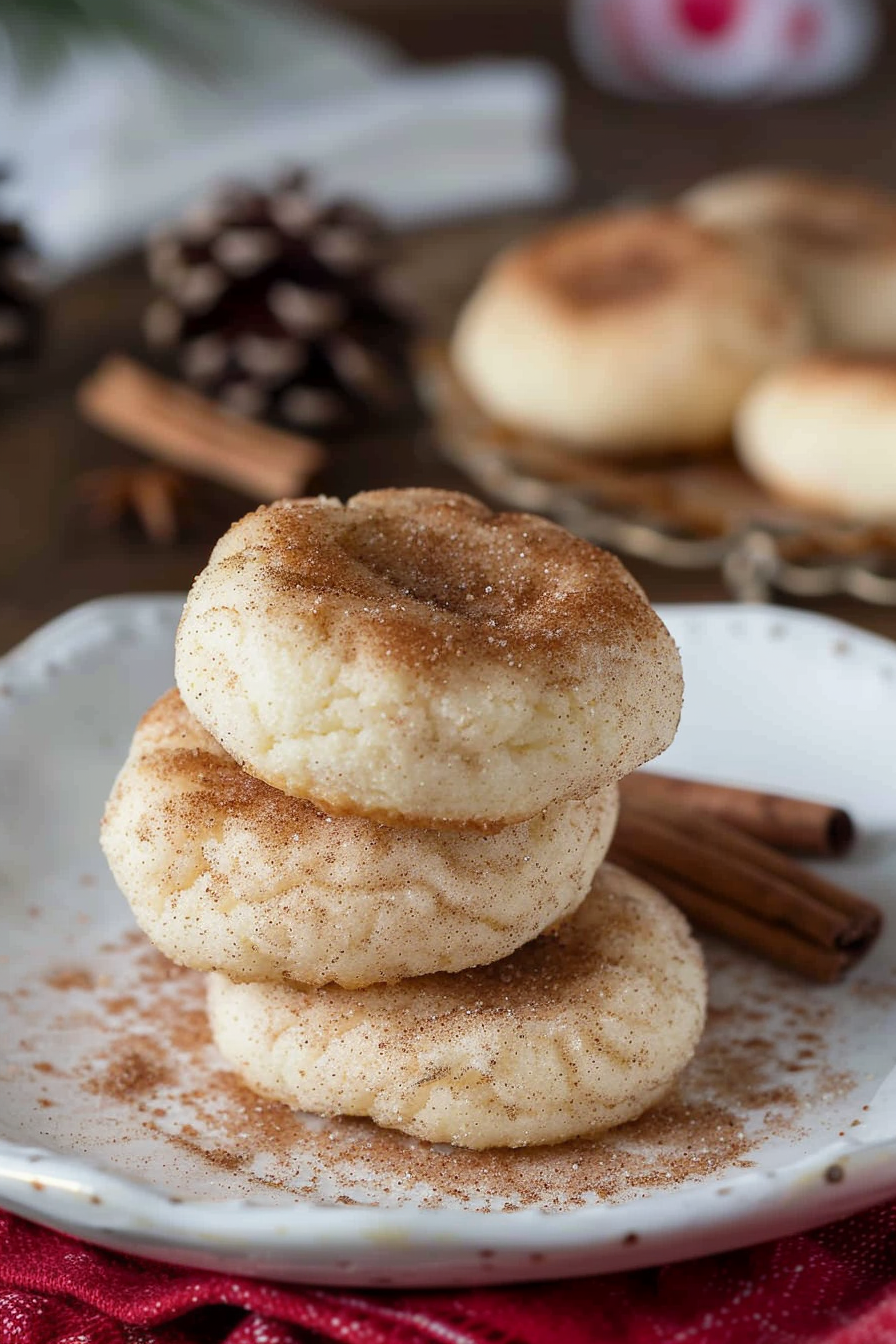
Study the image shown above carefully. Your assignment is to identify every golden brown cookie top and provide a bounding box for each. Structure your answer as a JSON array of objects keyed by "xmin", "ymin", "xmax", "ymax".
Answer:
[{"xmin": 204, "ymin": 488, "xmax": 665, "ymax": 681}]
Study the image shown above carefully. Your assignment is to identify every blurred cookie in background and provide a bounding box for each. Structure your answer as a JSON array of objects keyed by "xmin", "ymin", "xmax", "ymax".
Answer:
[
  {"xmin": 682, "ymin": 170, "xmax": 896, "ymax": 353},
  {"xmin": 449, "ymin": 208, "xmax": 810, "ymax": 458},
  {"xmin": 736, "ymin": 354, "xmax": 896, "ymax": 521}
]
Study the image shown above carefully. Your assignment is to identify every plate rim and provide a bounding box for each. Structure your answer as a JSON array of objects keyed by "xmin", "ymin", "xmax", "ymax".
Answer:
[{"xmin": 2, "ymin": 593, "xmax": 895, "ymax": 1284}]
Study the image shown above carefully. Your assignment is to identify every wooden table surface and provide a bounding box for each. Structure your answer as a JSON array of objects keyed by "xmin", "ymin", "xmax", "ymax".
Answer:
[{"xmin": 4, "ymin": 2, "xmax": 896, "ymax": 654}]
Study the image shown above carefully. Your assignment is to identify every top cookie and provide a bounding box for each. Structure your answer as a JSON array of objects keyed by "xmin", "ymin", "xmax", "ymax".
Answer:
[{"xmin": 175, "ymin": 489, "xmax": 682, "ymax": 830}]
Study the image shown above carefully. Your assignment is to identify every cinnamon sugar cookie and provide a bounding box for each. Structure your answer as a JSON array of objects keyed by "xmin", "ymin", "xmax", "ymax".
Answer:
[
  {"xmin": 175, "ymin": 489, "xmax": 683, "ymax": 830},
  {"xmin": 682, "ymin": 170, "xmax": 896, "ymax": 352},
  {"xmin": 450, "ymin": 208, "xmax": 809, "ymax": 454},
  {"xmin": 736, "ymin": 354, "xmax": 896, "ymax": 520},
  {"xmin": 101, "ymin": 691, "xmax": 618, "ymax": 987},
  {"xmin": 207, "ymin": 864, "xmax": 708, "ymax": 1149}
]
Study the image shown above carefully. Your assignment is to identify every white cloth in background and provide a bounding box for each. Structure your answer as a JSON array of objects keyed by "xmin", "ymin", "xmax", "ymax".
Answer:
[{"xmin": 0, "ymin": 1, "xmax": 571, "ymax": 275}]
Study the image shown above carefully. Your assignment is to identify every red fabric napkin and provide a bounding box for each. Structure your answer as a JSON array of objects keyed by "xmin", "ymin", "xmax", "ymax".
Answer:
[{"xmin": 2, "ymin": 1204, "xmax": 896, "ymax": 1344}]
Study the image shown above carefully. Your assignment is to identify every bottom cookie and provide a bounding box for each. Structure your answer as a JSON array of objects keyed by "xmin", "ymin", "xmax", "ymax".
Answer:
[{"xmin": 207, "ymin": 864, "xmax": 707, "ymax": 1149}]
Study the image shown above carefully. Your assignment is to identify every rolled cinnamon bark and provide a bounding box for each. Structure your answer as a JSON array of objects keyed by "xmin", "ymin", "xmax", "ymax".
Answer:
[
  {"xmin": 78, "ymin": 357, "xmax": 326, "ymax": 502},
  {"xmin": 608, "ymin": 845, "xmax": 853, "ymax": 984},
  {"xmin": 620, "ymin": 772, "xmax": 854, "ymax": 857},
  {"xmin": 609, "ymin": 799, "xmax": 881, "ymax": 983}
]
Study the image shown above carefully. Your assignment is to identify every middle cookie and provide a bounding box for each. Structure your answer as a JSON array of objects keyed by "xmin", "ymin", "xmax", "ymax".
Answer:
[{"xmin": 100, "ymin": 691, "xmax": 619, "ymax": 988}]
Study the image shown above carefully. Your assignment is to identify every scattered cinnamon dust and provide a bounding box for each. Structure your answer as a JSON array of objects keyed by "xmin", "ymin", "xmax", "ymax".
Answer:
[
  {"xmin": 88, "ymin": 1038, "xmax": 172, "ymax": 1101},
  {"xmin": 44, "ymin": 966, "xmax": 95, "ymax": 992},
  {"xmin": 36, "ymin": 932, "xmax": 860, "ymax": 1209},
  {"xmin": 162, "ymin": 1128, "xmax": 247, "ymax": 1171},
  {"xmin": 9, "ymin": 926, "xmax": 887, "ymax": 1212},
  {"xmin": 849, "ymin": 976, "xmax": 896, "ymax": 1008}
]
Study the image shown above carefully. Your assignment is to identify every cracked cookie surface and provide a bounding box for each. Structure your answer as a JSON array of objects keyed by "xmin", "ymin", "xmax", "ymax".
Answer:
[
  {"xmin": 206, "ymin": 863, "xmax": 707, "ymax": 1148},
  {"xmin": 101, "ymin": 690, "xmax": 618, "ymax": 987}
]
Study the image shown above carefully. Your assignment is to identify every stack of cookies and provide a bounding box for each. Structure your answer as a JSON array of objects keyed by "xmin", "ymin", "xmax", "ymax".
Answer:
[{"xmin": 101, "ymin": 489, "xmax": 707, "ymax": 1150}]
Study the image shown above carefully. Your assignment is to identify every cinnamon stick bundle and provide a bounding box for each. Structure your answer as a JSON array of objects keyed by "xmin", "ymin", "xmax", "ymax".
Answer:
[
  {"xmin": 78, "ymin": 357, "xmax": 326, "ymax": 502},
  {"xmin": 609, "ymin": 799, "xmax": 881, "ymax": 983},
  {"xmin": 620, "ymin": 772, "xmax": 854, "ymax": 857}
]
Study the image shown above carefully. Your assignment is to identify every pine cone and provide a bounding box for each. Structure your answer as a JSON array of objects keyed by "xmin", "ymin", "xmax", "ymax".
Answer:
[
  {"xmin": 0, "ymin": 202, "xmax": 40, "ymax": 363},
  {"xmin": 144, "ymin": 173, "xmax": 415, "ymax": 431}
]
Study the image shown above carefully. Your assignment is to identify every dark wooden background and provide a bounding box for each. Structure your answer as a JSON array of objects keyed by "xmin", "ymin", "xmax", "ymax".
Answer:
[{"xmin": 5, "ymin": 1, "xmax": 896, "ymax": 654}]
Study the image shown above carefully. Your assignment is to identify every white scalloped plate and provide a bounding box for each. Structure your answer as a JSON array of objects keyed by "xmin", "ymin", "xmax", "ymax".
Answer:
[{"xmin": 1, "ymin": 596, "xmax": 895, "ymax": 1288}]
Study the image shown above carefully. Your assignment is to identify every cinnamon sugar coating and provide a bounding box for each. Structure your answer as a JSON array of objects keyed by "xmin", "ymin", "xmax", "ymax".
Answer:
[
  {"xmin": 100, "ymin": 690, "xmax": 617, "ymax": 987},
  {"xmin": 175, "ymin": 489, "xmax": 683, "ymax": 829},
  {"xmin": 207, "ymin": 863, "xmax": 708, "ymax": 1149}
]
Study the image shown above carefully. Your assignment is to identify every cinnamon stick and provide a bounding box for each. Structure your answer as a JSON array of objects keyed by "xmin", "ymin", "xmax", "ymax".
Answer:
[
  {"xmin": 620, "ymin": 772, "xmax": 854, "ymax": 857},
  {"xmin": 78, "ymin": 356, "xmax": 326, "ymax": 502},
  {"xmin": 610, "ymin": 847, "xmax": 854, "ymax": 984},
  {"xmin": 609, "ymin": 800, "xmax": 881, "ymax": 983}
]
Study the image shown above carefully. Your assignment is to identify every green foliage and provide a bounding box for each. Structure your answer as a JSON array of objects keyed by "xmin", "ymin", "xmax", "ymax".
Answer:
[{"xmin": 0, "ymin": 0, "xmax": 240, "ymax": 77}]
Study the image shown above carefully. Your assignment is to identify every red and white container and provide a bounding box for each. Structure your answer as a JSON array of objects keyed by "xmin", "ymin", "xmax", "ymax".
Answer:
[{"xmin": 570, "ymin": 0, "xmax": 881, "ymax": 101}]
